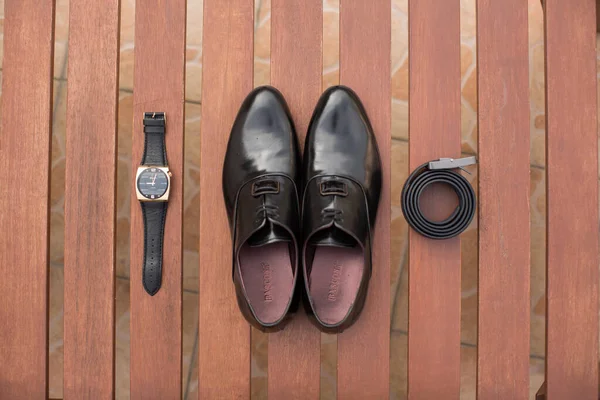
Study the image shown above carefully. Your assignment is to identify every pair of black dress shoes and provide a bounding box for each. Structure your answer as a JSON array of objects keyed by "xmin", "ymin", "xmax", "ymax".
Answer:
[{"xmin": 222, "ymin": 85, "xmax": 382, "ymax": 333}]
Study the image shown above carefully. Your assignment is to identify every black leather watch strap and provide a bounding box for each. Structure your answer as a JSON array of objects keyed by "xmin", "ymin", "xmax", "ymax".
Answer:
[
  {"xmin": 141, "ymin": 201, "xmax": 167, "ymax": 295},
  {"xmin": 140, "ymin": 111, "xmax": 168, "ymax": 296},
  {"xmin": 141, "ymin": 112, "xmax": 167, "ymax": 166}
]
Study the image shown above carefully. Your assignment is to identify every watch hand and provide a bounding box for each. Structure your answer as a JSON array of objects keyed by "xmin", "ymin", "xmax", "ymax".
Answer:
[{"xmin": 151, "ymin": 173, "xmax": 157, "ymax": 185}]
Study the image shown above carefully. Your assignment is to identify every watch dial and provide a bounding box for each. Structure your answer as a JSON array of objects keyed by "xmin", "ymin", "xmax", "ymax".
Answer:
[{"xmin": 137, "ymin": 168, "xmax": 169, "ymax": 199}]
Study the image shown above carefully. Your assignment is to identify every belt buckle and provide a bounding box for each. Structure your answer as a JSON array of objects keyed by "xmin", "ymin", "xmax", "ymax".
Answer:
[{"xmin": 428, "ymin": 156, "xmax": 477, "ymax": 174}]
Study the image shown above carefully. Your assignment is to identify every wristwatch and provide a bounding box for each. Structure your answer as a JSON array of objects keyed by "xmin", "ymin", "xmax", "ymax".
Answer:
[{"xmin": 135, "ymin": 112, "xmax": 171, "ymax": 296}]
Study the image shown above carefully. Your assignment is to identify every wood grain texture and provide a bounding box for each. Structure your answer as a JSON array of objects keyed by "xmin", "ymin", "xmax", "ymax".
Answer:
[
  {"xmin": 543, "ymin": 0, "xmax": 600, "ymax": 33},
  {"xmin": 199, "ymin": 0, "xmax": 253, "ymax": 397},
  {"xmin": 268, "ymin": 0, "xmax": 322, "ymax": 398},
  {"xmin": 476, "ymin": 0, "xmax": 530, "ymax": 398},
  {"xmin": 544, "ymin": 1, "xmax": 599, "ymax": 399},
  {"xmin": 63, "ymin": 1, "xmax": 120, "ymax": 398},
  {"xmin": 407, "ymin": 1, "xmax": 461, "ymax": 398},
  {"xmin": 0, "ymin": 0, "xmax": 55, "ymax": 398},
  {"xmin": 338, "ymin": 1, "xmax": 391, "ymax": 398},
  {"xmin": 130, "ymin": 1, "xmax": 186, "ymax": 398}
]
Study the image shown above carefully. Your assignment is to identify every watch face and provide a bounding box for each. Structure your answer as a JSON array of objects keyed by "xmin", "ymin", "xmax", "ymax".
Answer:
[{"xmin": 137, "ymin": 167, "xmax": 169, "ymax": 199}]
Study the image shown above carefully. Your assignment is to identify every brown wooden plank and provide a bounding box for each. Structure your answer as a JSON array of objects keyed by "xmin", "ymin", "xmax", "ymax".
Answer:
[
  {"xmin": 337, "ymin": 1, "xmax": 391, "ymax": 398},
  {"xmin": 63, "ymin": 0, "xmax": 120, "ymax": 398},
  {"xmin": 542, "ymin": 0, "xmax": 600, "ymax": 33},
  {"xmin": 0, "ymin": 0, "xmax": 55, "ymax": 397},
  {"xmin": 476, "ymin": 0, "xmax": 530, "ymax": 398},
  {"xmin": 406, "ymin": 0, "xmax": 461, "ymax": 398},
  {"xmin": 198, "ymin": 0, "xmax": 253, "ymax": 397},
  {"xmin": 268, "ymin": 0, "xmax": 322, "ymax": 398},
  {"xmin": 130, "ymin": 1, "xmax": 186, "ymax": 398},
  {"xmin": 544, "ymin": 1, "xmax": 599, "ymax": 399}
]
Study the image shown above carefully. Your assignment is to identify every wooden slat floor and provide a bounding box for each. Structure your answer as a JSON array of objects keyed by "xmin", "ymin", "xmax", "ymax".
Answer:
[{"xmin": 0, "ymin": 0, "xmax": 591, "ymax": 398}]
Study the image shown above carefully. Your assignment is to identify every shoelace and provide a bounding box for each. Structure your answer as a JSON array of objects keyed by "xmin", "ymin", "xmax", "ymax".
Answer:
[
  {"xmin": 321, "ymin": 208, "xmax": 343, "ymax": 223},
  {"xmin": 255, "ymin": 204, "xmax": 279, "ymax": 223}
]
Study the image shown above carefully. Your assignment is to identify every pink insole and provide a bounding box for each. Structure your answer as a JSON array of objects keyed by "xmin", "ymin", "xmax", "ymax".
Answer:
[
  {"xmin": 239, "ymin": 242, "xmax": 294, "ymax": 324},
  {"xmin": 308, "ymin": 246, "xmax": 364, "ymax": 325}
]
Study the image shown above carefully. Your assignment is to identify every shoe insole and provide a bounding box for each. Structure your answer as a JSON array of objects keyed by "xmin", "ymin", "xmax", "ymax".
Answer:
[
  {"xmin": 308, "ymin": 246, "xmax": 363, "ymax": 326},
  {"xmin": 239, "ymin": 242, "xmax": 293, "ymax": 325}
]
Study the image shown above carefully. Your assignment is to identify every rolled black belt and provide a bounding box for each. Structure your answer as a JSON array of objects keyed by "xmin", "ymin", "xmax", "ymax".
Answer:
[{"xmin": 401, "ymin": 157, "xmax": 476, "ymax": 240}]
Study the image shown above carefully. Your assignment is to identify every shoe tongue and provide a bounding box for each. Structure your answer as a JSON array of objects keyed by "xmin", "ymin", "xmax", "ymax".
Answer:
[
  {"xmin": 247, "ymin": 220, "xmax": 291, "ymax": 247},
  {"xmin": 309, "ymin": 226, "xmax": 356, "ymax": 248}
]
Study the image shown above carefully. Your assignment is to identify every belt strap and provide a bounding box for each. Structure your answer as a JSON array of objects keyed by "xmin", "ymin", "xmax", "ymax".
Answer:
[{"xmin": 401, "ymin": 157, "xmax": 476, "ymax": 240}]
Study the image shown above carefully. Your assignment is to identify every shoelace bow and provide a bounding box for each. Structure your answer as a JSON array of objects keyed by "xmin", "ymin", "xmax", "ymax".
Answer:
[
  {"xmin": 255, "ymin": 204, "xmax": 279, "ymax": 223},
  {"xmin": 321, "ymin": 208, "xmax": 343, "ymax": 223}
]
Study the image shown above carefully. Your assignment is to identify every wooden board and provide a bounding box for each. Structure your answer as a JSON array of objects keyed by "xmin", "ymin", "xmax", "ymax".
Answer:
[
  {"xmin": 544, "ymin": 1, "xmax": 599, "ymax": 399},
  {"xmin": 337, "ymin": 1, "xmax": 391, "ymax": 397},
  {"xmin": 129, "ymin": 1, "xmax": 186, "ymax": 398},
  {"xmin": 476, "ymin": 0, "xmax": 530, "ymax": 398},
  {"xmin": 0, "ymin": 0, "xmax": 55, "ymax": 397},
  {"xmin": 407, "ymin": 0, "xmax": 461, "ymax": 398},
  {"xmin": 268, "ymin": 0, "xmax": 322, "ymax": 398},
  {"xmin": 198, "ymin": 0, "xmax": 253, "ymax": 397},
  {"xmin": 63, "ymin": 0, "xmax": 120, "ymax": 398}
]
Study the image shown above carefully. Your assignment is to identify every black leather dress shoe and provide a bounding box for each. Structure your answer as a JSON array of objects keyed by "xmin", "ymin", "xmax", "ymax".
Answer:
[
  {"xmin": 301, "ymin": 85, "xmax": 382, "ymax": 333},
  {"xmin": 223, "ymin": 86, "xmax": 301, "ymax": 332}
]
